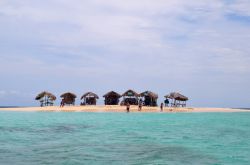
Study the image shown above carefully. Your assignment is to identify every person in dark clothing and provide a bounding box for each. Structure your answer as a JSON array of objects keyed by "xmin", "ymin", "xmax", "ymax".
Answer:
[
  {"xmin": 126, "ymin": 103, "xmax": 130, "ymax": 113},
  {"xmin": 138, "ymin": 102, "xmax": 142, "ymax": 111},
  {"xmin": 160, "ymin": 103, "xmax": 164, "ymax": 112},
  {"xmin": 60, "ymin": 99, "xmax": 65, "ymax": 107}
]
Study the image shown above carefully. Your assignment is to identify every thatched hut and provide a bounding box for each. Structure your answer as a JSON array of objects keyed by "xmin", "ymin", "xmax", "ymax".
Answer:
[
  {"xmin": 60, "ymin": 92, "xmax": 76, "ymax": 106},
  {"xmin": 103, "ymin": 91, "xmax": 121, "ymax": 105},
  {"xmin": 140, "ymin": 91, "xmax": 158, "ymax": 106},
  {"xmin": 165, "ymin": 92, "xmax": 188, "ymax": 107},
  {"xmin": 35, "ymin": 91, "xmax": 56, "ymax": 107},
  {"xmin": 81, "ymin": 92, "xmax": 99, "ymax": 105},
  {"xmin": 121, "ymin": 89, "xmax": 140, "ymax": 105}
]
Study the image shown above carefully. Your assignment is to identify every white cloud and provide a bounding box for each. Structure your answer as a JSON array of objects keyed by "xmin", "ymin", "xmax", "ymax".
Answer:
[
  {"xmin": 0, "ymin": 90, "xmax": 6, "ymax": 97},
  {"xmin": 226, "ymin": 0, "xmax": 250, "ymax": 16},
  {"xmin": 0, "ymin": 0, "xmax": 250, "ymax": 106},
  {"xmin": 0, "ymin": 90, "xmax": 31, "ymax": 97}
]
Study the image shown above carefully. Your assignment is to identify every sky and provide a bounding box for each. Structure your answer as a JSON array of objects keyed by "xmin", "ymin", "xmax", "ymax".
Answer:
[{"xmin": 0, "ymin": 0, "xmax": 250, "ymax": 107}]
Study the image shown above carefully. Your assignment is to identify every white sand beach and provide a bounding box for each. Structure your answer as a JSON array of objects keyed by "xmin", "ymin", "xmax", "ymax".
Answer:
[{"xmin": 0, "ymin": 106, "xmax": 249, "ymax": 113}]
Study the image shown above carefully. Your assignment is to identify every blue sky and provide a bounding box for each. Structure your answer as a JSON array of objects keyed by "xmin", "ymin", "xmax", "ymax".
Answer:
[{"xmin": 0, "ymin": 0, "xmax": 250, "ymax": 107}]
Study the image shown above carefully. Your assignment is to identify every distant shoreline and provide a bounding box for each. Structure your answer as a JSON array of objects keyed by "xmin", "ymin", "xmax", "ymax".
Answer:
[
  {"xmin": 0, "ymin": 106, "xmax": 21, "ymax": 108},
  {"xmin": 0, "ymin": 106, "xmax": 249, "ymax": 113},
  {"xmin": 233, "ymin": 108, "xmax": 250, "ymax": 110}
]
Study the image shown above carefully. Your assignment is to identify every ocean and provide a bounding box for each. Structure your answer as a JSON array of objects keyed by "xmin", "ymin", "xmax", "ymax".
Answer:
[{"xmin": 0, "ymin": 111, "xmax": 249, "ymax": 165}]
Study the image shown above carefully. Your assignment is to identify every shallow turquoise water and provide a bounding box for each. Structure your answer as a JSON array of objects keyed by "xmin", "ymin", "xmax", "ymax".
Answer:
[{"xmin": 0, "ymin": 111, "xmax": 250, "ymax": 165}]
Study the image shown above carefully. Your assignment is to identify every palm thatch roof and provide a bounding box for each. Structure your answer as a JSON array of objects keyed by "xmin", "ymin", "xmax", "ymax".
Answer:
[
  {"xmin": 60, "ymin": 92, "xmax": 77, "ymax": 98},
  {"xmin": 35, "ymin": 91, "xmax": 56, "ymax": 101},
  {"xmin": 140, "ymin": 91, "xmax": 158, "ymax": 99},
  {"xmin": 165, "ymin": 92, "xmax": 188, "ymax": 101},
  {"xmin": 122, "ymin": 89, "xmax": 139, "ymax": 97},
  {"xmin": 81, "ymin": 92, "xmax": 99, "ymax": 100},
  {"xmin": 103, "ymin": 91, "xmax": 121, "ymax": 98}
]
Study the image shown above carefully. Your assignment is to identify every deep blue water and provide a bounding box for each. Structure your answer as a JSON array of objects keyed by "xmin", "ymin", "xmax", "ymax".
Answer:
[{"xmin": 0, "ymin": 111, "xmax": 250, "ymax": 165}]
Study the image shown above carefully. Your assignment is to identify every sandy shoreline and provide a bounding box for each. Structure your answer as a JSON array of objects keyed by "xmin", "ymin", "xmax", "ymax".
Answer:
[{"xmin": 0, "ymin": 106, "xmax": 249, "ymax": 113}]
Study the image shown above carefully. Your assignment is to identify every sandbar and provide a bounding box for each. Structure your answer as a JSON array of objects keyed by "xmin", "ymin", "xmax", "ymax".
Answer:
[{"xmin": 0, "ymin": 106, "xmax": 249, "ymax": 113}]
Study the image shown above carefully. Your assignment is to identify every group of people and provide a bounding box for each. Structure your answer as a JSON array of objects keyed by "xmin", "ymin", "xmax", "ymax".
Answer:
[
  {"xmin": 125, "ymin": 98, "xmax": 169, "ymax": 112},
  {"xmin": 125, "ymin": 100, "xmax": 142, "ymax": 113},
  {"xmin": 60, "ymin": 98, "xmax": 170, "ymax": 112}
]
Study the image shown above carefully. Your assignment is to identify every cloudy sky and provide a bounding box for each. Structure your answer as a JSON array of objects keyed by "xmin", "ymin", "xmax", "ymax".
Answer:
[{"xmin": 0, "ymin": 0, "xmax": 250, "ymax": 107}]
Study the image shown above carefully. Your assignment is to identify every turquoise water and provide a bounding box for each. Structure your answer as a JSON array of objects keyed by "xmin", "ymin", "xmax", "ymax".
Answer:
[{"xmin": 0, "ymin": 111, "xmax": 250, "ymax": 165}]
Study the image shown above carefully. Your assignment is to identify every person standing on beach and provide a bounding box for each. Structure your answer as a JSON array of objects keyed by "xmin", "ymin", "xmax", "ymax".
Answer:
[
  {"xmin": 160, "ymin": 103, "xmax": 164, "ymax": 112},
  {"xmin": 126, "ymin": 103, "xmax": 130, "ymax": 113},
  {"xmin": 138, "ymin": 101, "xmax": 142, "ymax": 111},
  {"xmin": 60, "ymin": 99, "xmax": 65, "ymax": 107}
]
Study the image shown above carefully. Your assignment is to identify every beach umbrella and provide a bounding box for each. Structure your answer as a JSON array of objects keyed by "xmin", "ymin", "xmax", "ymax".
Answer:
[
  {"xmin": 35, "ymin": 91, "xmax": 56, "ymax": 101},
  {"xmin": 165, "ymin": 92, "xmax": 188, "ymax": 101}
]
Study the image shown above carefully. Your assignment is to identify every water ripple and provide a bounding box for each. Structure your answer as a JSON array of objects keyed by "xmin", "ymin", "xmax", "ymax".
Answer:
[{"xmin": 0, "ymin": 112, "xmax": 249, "ymax": 165}]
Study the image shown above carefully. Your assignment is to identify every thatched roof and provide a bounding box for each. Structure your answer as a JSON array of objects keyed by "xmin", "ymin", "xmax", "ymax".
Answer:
[
  {"xmin": 103, "ymin": 91, "xmax": 121, "ymax": 98},
  {"xmin": 60, "ymin": 92, "xmax": 77, "ymax": 98},
  {"xmin": 122, "ymin": 89, "xmax": 139, "ymax": 97},
  {"xmin": 35, "ymin": 91, "xmax": 56, "ymax": 101},
  {"xmin": 140, "ymin": 91, "xmax": 158, "ymax": 99},
  {"xmin": 81, "ymin": 92, "xmax": 99, "ymax": 100},
  {"xmin": 165, "ymin": 92, "xmax": 188, "ymax": 101}
]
